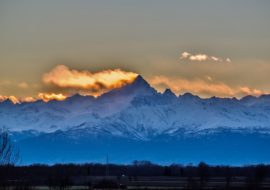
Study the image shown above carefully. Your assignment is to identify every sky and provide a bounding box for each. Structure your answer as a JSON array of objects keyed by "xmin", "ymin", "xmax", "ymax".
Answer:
[{"xmin": 0, "ymin": 0, "xmax": 270, "ymax": 102}]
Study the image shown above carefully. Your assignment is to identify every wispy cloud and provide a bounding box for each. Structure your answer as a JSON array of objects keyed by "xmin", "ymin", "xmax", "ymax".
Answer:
[
  {"xmin": 180, "ymin": 51, "xmax": 231, "ymax": 63},
  {"xmin": 0, "ymin": 80, "xmax": 12, "ymax": 86},
  {"xmin": 150, "ymin": 76, "xmax": 265, "ymax": 98},
  {"xmin": 240, "ymin": 87, "xmax": 263, "ymax": 96},
  {"xmin": 0, "ymin": 80, "xmax": 32, "ymax": 90},
  {"xmin": 17, "ymin": 82, "xmax": 29, "ymax": 89}
]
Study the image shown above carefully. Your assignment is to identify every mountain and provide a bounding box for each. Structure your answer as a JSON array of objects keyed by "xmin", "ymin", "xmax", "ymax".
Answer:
[
  {"xmin": 1, "ymin": 75, "xmax": 270, "ymax": 164},
  {"xmin": 99, "ymin": 74, "xmax": 156, "ymax": 102}
]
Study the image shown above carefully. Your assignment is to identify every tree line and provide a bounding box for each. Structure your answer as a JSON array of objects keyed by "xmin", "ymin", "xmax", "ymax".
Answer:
[{"xmin": 0, "ymin": 162, "xmax": 269, "ymax": 187}]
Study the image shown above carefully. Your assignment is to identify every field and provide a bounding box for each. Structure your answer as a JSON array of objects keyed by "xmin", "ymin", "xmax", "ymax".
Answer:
[
  {"xmin": 2, "ymin": 176, "xmax": 270, "ymax": 189},
  {"xmin": 1, "ymin": 163, "xmax": 270, "ymax": 189}
]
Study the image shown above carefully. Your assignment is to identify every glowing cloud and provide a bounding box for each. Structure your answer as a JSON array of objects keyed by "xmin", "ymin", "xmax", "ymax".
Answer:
[
  {"xmin": 0, "ymin": 94, "xmax": 62, "ymax": 103},
  {"xmin": 43, "ymin": 65, "xmax": 138, "ymax": 96},
  {"xmin": 22, "ymin": 96, "xmax": 37, "ymax": 102},
  {"xmin": 0, "ymin": 95, "xmax": 20, "ymax": 104},
  {"xmin": 190, "ymin": 54, "xmax": 208, "ymax": 61},
  {"xmin": 0, "ymin": 95, "xmax": 7, "ymax": 102},
  {"xmin": 150, "ymin": 76, "xmax": 265, "ymax": 98},
  {"xmin": 8, "ymin": 96, "xmax": 20, "ymax": 104},
  {"xmin": 38, "ymin": 93, "xmax": 67, "ymax": 102},
  {"xmin": 180, "ymin": 51, "xmax": 231, "ymax": 63},
  {"xmin": 240, "ymin": 87, "xmax": 263, "ymax": 96}
]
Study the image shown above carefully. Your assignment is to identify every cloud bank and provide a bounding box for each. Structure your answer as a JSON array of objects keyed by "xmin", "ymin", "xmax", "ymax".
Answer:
[
  {"xmin": 0, "ymin": 63, "xmax": 268, "ymax": 103},
  {"xmin": 151, "ymin": 76, "xmax": 265, "ymax": 98},
  {"xmin": 180, "ymin": 51, "xmax": 231, "ymax": 63},
  {"xmin": 0, "ymin": 65, "xmax": 139, "ymax": 103},
  {"xmin": 42, "ymin": 65, "xmax": 138, "ymax": 97}
]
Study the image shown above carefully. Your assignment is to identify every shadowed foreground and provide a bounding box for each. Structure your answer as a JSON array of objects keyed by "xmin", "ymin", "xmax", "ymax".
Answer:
[{"xmin": 0, "ymin": 162, "xmax": 270, "ymax": 189}]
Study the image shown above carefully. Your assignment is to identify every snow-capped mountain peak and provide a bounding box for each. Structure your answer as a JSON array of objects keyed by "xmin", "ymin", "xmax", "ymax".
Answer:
[
  {"xmin": 99, "ymin": 75, "xmax": 156, "ymax": 100},
  {"xmin": 1, "ymin": 75, "xmax": 270, "ymax": 140}
]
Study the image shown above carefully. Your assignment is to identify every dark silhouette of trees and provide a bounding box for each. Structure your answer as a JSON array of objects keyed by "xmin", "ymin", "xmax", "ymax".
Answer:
[
  {"xmin": 0, "ymin": 130, "xmax": 20, "ymax": 165},
  {"xmin": 163, "ymin": 166, "xmax": 172, "ymax": 176},
  {"xmin": 244, "ymin": 164, "xmax": 268, "ymax": 190},
  {"xmin": 0, "ymin": 162, "xmax": 269, "ymax": 189},
  {"xmin": 0, "ymin": 130, "xmax": 20, "ymax": 189},
  {"xmin": 225, "ymin": 166, "xmax": 232, "ymax": 189},
  {"xmin": 254, "ymin": 164, "xmax": 267, "ymax": 187},
  {"xmin": 198, "ymin": 162, "xmax": 209, "ymax": 188}
]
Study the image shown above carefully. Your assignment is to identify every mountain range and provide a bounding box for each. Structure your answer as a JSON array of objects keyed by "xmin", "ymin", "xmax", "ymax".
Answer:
[{"xmin": 1, "ymin": 75, "xmax": 270, "ymax": 165}]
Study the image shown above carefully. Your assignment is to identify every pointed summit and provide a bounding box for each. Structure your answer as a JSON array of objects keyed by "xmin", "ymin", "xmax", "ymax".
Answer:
[
  {"xmin": 100, "ymin": 75, "xmax": 156, "ymax": 100},
  {"xmin": 134, "ymin": 74, "xmax": 144, "ymax": 81},
  {"xmin": 127, "ymin": 75, "xmax": 156, "ymax": 94},
  {"xmin": 131, "ymin": 75, "xmax": 151, "ymax": 88},
  {"xmin": 163, "ymin": 88, "xmax": 177, "ymax": 98},
  {"xmin": 119, "ymin": 75, "xmax": 156, "ymax": 94}
]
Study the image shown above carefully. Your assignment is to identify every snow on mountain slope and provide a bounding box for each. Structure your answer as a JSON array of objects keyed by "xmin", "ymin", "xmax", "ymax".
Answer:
[
  {"xmin": 82, "ymin": 92, "xmax": 270, "ymax": 140},
  {"xmin": 1, "ymin": 75, "xmax": 270, "ymax": 139}
]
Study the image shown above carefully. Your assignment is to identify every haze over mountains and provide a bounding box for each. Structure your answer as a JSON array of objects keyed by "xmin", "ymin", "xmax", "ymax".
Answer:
[{"xmin": 1, "ymin": 75, "xmax": 270, "ymax": 165}]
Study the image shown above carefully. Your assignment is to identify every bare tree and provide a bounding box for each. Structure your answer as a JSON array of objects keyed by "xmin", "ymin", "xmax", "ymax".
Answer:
[{"xmin": 0, "ymin": 130, "xmax": 20, "ymax": 165}]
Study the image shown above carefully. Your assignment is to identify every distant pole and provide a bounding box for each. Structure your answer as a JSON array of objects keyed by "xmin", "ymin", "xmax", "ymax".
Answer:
[{"xmin": 106, "ymin": 153, "xmax": 109, "ymax": 177}]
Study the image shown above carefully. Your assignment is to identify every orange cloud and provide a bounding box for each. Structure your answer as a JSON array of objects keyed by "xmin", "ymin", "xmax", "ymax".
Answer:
[
  {"xmin": 22, "ymin": 96, "xmax": 37, "ymax": 102},
  {"xmin": 43, "ymin": 65, "xmax": 138, "ymax": 96},
  {"xmin": 38, "ymin": 93, "xmax": 67, "ymax": 102},
  {"xmin": 150, "ymin": 76, "xmax": 265, "ymax": 98},
  {"xmin": 240, "ymin": 87, "xmax": 263, "ymax": 96},
  {"xmin": 0, "ymin": 94, "xmax": 64, "ymax": 103},
  {"xmin": 0, "ymin": 95, "xmax": 20, "ymax": 104},
  {"xmin": 0, "ymin": 95, "xmax": 8, "ymax": 102},
  {"xmin": 9, "ymin": 96, "xmax": 20, "ymax": 104}
]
